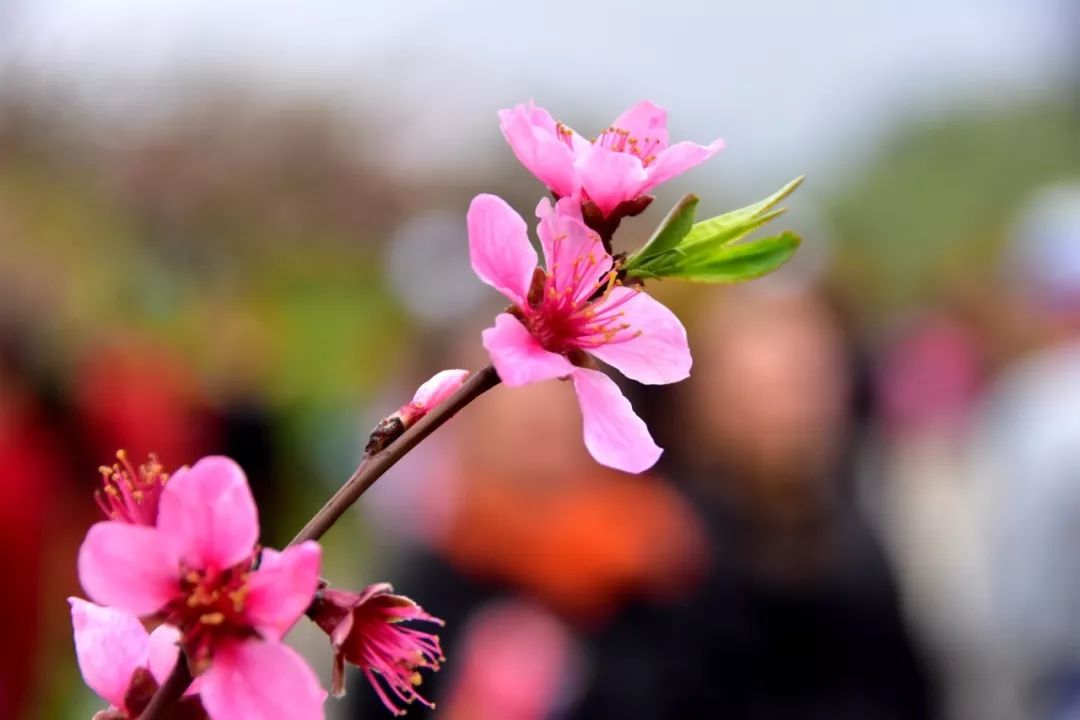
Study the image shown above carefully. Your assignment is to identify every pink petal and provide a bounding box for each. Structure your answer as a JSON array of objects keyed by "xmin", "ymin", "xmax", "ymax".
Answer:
[
  {"xmin": 571, "ymin": 368, "xmax": 662, "ymax": 473},
  {"xmin": 147, "ymin": 624, "xmax": 182, "ymax": 686},
  {"xmin": 610, "ymin": 100, "xmax": 670, "ymax": 152},
  {"xmin": 535, "ymin": 197, "xmax": 611, "ymax": 296},
  {"xmin": 644, "ymin": 137, "xmax": 725, "ymax": 190},
  {"xmin": 157, "ymin": 456, "xmax": 259, "ymax": 571},
  {"xmin": 411, "ymin": 369, "xmax": 470, "ymax": 412},
  {"xmin": 77, "ymin": 522, "xmax": 178, "ymax": 616},
  {"xmin": 481, "ymin": 313, "xmax": 574, "ymax": 387},
  {"xmin": 467, "ymin": 193, "xmax": 538, "ymax": 306},
  {"xmin": 245, "ymin": 542, "xmax": 322, "ymax": 641},
  {"xmin": 587, "ymin": 287, "xmax": 692, "ymax": 385},
  {"xmin": 200, "ymin": 640, "xmax": 326, "ymax": 720},
  {"xmin": 576, "ymin": 146, "xmax": 650, "ymax": 217},
  {"xmin": 69, "ymin": 598, "xmax": 149, "ymax": 710},
  {"xmin": 498, "ymin": 103, "xmax": 579, "ymax": 197}
]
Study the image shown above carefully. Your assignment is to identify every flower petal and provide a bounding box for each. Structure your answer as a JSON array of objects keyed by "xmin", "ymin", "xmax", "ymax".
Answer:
[
  {"xmin": 245, "ymin": 542, "xmax": 322, "ymax": 642},
  {"xmin": 571, "ymin": 368, "xmax": 662, "ymax": 473},
  {"xmin": 200, "ymin": 640, "xmax": 326, "ymax": 720},
  {"xmin": 610, "ymin": 100, "xmax": 670, "ymax": 152},
  {"xmin": 535, "ymin": 197, "xmax": 611, "ymax": 297},
  {"xmin": 644, "ymin": 137, "xmax": 725, "ymax": 189},
  {"xmin": 498, "ymin": 102, "xmax": 580, "ymax": 197},
  {"xmin": 467, "ymin": 193, "xmax": 538, "ymax": 305},
  {"xmin": 482, "ymin": 313, "xmax": 574, "ymax": 387},
  {"xmin": 157, "ymin": 456, "xmax": 258, "ymax": 571},
  {"xmin": 587, "ymin": 287, "xmax": 692, "ymax": 385},
  {"xmin": 69, "ymin": 598, "xmax": 149, "ymax": 710},
  {"xmin": 147, "ymin": 624, "xmax": 182, "ymax": 686},
  {"xmin": 411, "ymin": 369, "xmax": 470, "ymax": 412},
  {"xmin": 576, "ymin": 146, "xmax": 649, "ymax": 217},
  {"xmin": 77, "ymin": 522, "xmax": 178, "ymax": 616}
]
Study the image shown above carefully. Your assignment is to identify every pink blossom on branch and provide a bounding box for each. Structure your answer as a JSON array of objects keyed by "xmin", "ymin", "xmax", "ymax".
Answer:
[
  {"xmin": 469, "ymin": 194, "xmax": 692, "ymax": 473},
  {"xmin": 499, "ymin": 100, "xmax": 724, "ymax": 217},
  {"xmin": 77, "ymin": 456, "xmax": 326, "ymax": 720},
  {"xmin": 68, "ymin": 598, "xmax": 204, "ymax": 719},
  {"xmin": 308, "ymin": 582, "xmax": 445, "ymax": 715}
]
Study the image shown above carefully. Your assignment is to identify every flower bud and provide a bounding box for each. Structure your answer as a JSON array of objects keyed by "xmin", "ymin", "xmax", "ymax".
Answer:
[{"xmin": 365, "ymin": 369, "xmax": 469, "ymax": 455}]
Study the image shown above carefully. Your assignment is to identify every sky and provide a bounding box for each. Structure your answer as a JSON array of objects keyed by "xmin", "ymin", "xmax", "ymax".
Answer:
[{"xmin": 0, "ymin": 0, "xmax": 1073, "ymax": 191}]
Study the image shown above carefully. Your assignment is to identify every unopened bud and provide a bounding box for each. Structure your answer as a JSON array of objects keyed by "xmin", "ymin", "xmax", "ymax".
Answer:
[{"xmin": 364, "ymin": 369, "xmax": 469, "ymax": 455}]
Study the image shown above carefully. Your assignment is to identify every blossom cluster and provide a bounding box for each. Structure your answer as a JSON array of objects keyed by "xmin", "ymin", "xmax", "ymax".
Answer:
[
  {"xmin": 475, "ymin": 99, "xmax": 724, "ymax": 472},
  {"xmin": 69, "ymin": 100, "xmax": 797, "ymax": 718},
  {"xmin": 72, "ymin": 454, "xmax": 446, "ymax": 718}
]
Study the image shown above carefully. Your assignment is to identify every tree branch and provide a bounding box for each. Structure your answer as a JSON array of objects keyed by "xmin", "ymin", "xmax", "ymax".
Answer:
[{"xmin": 138, "ymin": 364, "xmax": 500, "ymax": 719}]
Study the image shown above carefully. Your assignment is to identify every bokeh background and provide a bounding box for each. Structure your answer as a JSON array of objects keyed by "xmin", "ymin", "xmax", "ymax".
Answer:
[{"xmin": 2, "ymin": 1, "xmax": 1080, "ymax": 718}]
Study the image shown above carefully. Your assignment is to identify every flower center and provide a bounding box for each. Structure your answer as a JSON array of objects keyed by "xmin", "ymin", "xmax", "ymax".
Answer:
[
  {"xmin": 523, "ymin": 237, "xmax": 641, "ymax": 355},
  {"xmin": 554, "ymin": 121, "xmax": 662, "ymax": 167},
  {"xmin": 165, "ymin": 557, "xmax": 257, "ymax": 671},
  {"xmin": 95, "ymin": 450, "xmax": 169, "ymax": 526},
  {"xmin": 595, "ymin": 126, "xmax": 661, "ymax": 167}
]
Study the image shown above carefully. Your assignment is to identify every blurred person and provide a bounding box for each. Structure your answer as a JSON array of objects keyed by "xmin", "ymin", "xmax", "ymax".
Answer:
[
  {"xmin": 350, "ymin": 354, "xmax": 708, "ymax": 718},
  {"xmin": 971, "ymin": 182, "xmax": 1080, "ymax": 720},
  {"xmin": 870, "ymin": 308, "xmax": 1017, "ymax": 720},
  {"xmin": 641, "ymin": 284, "xmax": 938, "ymax": 720}
]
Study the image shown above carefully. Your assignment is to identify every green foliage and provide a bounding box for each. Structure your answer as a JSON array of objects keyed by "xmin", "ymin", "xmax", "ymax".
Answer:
[
  {"xmin": 828, "ymin": 101, "xmax": 1080, "ymax": 313},
  {"xmin": 623, "ymin": 177, "xmax": 803, "ymax": 283}
]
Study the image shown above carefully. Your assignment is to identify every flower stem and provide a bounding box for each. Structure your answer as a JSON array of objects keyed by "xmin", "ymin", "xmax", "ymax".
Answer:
[
  {"xmin": 138, "ymin": 364, "xmax": 500, "ymax": 719},
  {"xmin": 290, "ymin": 364, "xmax": 500, "ymax": 545},
  {"xmin": 138, "ymin": 660, "xmax": 192, "ymax": 720}
]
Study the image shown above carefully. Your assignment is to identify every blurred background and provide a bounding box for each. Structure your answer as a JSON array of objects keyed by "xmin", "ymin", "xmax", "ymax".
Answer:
[{"xmin": 1, "ymin": 1, "xmax": 1079, "ymax": 718}]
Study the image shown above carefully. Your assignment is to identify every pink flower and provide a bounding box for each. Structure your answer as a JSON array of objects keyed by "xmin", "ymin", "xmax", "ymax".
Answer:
[
  {"xmin": 95, "ymin": 450, "xmax": 170, "ymax": 526},
  {"xmin": 499, "ymin": 100, "xmax": 724, "ymax": 218},
  {"xmin": 69, "ymin": 597, "xmax": 204, "ymax": 719},
  {"xmin": 366, "ymin": 370, "xmax": 470, "ymax": 454},
  {"xmin": 77, "ymin": 456, "xmax": 326, "ymax": 720},
  {"xmin": 308, "ymin": 583, "xmax": 444, "ymax": 715},
  {"xmin": 468, "ymin": 194, "xmax": 691, "ymax": 473}
]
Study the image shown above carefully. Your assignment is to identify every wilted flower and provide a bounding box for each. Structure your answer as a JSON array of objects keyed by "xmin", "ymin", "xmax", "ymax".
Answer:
[
  {"xmin": 468, "ymin": 193, "xmax": 691, "ymax": 472},
  {"xmin": 77, "ymin": 456, "xmax": 326, "ymax": 720},
  {"xmin": 69, "ymin": 598, "xmax": 205, "ymax": 719},
  {"xmin": 499, "ymin": 100, "xmax": 723, "ymax": 218},
  {"xmin": 309, "ymin": 583, "xmax": 444, "ymax": 715}
]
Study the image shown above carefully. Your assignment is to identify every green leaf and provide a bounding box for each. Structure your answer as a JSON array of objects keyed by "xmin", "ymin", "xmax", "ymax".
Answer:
[
  {"xmin": 623, "ymin": 193, "xmax": 698, "ymax": 272},
  {"xmin": 680, "ymin": 176, "xmax": 804, "ymax": 250},
  {"xmin": 659, "ymin": 231, "xmax": 802, "ymax": 283}
]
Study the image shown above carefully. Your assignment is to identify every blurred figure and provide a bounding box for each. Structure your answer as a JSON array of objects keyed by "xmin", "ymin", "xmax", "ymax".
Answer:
[
  {"xmin": 645, "ymin": 284, "xmax": 937, "ymax": 720},
  {"xmin": 972, "ymin": 182, "xmax": 1080, "ymax": 720},
  {"xmin": 872, "ymin": 308, "xmax": 1008, "ymax": 720},
  {"xmin": 351, "ymin": 364, "xmax": 708, "ymax": 718}
]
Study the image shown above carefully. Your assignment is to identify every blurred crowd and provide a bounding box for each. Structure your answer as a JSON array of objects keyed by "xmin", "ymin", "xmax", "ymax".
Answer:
[{"xmin": 3, "ymin": 67, "xmax": 1080, "ymax": 720}]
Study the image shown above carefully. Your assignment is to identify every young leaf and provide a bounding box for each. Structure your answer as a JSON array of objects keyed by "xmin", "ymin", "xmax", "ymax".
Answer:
[
  {"xmin": 623, "ymin": 194, "xmax": 699, "ymax": 272},
  {"xmin": 680, "ymin": 176, "xmax": 804, "ymax": 250},
  {"xmin": 661, "ymin": 231, "xmax": 801, "ymax": 283}
]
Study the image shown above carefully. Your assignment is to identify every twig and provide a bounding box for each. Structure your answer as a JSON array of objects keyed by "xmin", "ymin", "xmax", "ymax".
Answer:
[{"xmin": 138, "ymin": 364, "xmax": 500, "ymax": 719}]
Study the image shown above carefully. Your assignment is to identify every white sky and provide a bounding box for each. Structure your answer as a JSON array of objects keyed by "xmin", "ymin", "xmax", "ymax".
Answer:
[{"xmin": 0, "ymin": 0, "xmax": 1073, "ymax": 191}]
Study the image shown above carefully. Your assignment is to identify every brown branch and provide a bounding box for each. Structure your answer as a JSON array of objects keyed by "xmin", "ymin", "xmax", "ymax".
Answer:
[
  {"xmin": 290, "ymin": 363, "xmax": 499, "ymax": 545},
  {"xmin": 138, "ymin": 364, "xmax": 501, "ymax": 719}
]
